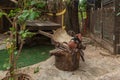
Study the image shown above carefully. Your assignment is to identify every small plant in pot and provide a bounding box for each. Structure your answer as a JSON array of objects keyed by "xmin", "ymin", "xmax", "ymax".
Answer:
[{"xmin": 0, "ymin": 0, "xmax": 46, "ymax": 80}]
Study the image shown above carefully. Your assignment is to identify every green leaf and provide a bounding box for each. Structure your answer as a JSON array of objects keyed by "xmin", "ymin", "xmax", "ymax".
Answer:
[
  {"xmin": 18, "ymin": 9, "xmax": 40, "ymax": 23},
  {"xmin": 28, "ymin": 11, "xmax": 39, "ymax": 20},
  {"xmin": 0, "ymin": 12, "xmax": 6, "ymax": 17},
  {"xmin": 10, "ymin": 27, "xmax": 15, "ymax": 32},
  {"xmin": 30, "ymin": 1, "xmax": 37, "ymax": 6},
  {"xmin": 8, "ymin": 8, "xmax": 20, "ymax": 17},
  {"xmin": 14, "ymin": 51, "xmax": 18, "ymax": 55},
  {"xmin": 36, "ymin": 2, "xmax": 45, "ymax": 8},
  {"xmin": 3, "ymin": 63, "xmax": 11, "ymax": 70},
  {"xmin": 22, "ymin": 33, "xmax": 27, "ymax": 38},
  {"xmin": 19, "ymin": 30, "xmax": 24, "ymax": 35},
  {"xmin": 18, "ymin": 10, "xmax": 30, "ymax": 23},
  {"xmin": 19, "ymin": 30, "xmax": 35, "ymax": 39}
]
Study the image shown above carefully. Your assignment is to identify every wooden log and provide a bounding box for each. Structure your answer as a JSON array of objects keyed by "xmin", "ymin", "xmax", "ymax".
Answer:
[
  {"xmin": 50, "ymin": 48, "xmax": 80, "ymax": 71},
  {"xmin": 50, "ymin": 42, "xmax": 85, "ymax": 71},
  {"xmin": 39, "ymin": 30, "xmax": 53, "ymax": 39},
  {"xmin": 39, "ymin": 28, "xmax": 84, "ymax": 71}
]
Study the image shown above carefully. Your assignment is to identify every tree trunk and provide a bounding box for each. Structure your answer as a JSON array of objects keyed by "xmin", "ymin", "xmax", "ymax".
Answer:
[
  {"xmin": 50, "ymin": 48, "xmax": 80, "ymax": 71},
  {"xmin": 65, "ymin": 0, "xmax": 80, "ymax": 33},
  {"xmin": 39, "ymin": 28, "xmax": 85, "ymax": 71}
]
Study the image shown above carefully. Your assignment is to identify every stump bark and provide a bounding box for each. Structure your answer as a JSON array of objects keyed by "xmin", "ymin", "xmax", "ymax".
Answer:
[
  {"xmin": 50, "ymin": 48, "xmax": 80, "ymax": 71},
  {"xmin": 39, "ymin": 28, "xmax": 85, "ymax": 71}
]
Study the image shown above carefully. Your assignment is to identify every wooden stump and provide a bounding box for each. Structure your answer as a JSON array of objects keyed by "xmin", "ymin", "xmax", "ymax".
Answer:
[
  {"xmin": 54, "ymin": 51, "xmax": 80, "ymax": 71},
  {"xmin": 49, "ymin": 46, "xmax": 81, "ymax": 71},
  {"xmin": 39, "ymin": 28, "xmax": 85, "ymax": 71}
]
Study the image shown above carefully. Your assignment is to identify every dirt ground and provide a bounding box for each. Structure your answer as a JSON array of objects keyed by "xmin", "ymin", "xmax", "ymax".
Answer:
[{"xmin": 0, "ymin": 36, "xmax": 120, "ymax": 80}]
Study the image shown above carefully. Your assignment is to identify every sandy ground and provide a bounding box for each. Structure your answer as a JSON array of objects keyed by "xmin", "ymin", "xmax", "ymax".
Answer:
[{"xmin": 0, "ymin": 36, "xmax": 120, "ymax": 80}]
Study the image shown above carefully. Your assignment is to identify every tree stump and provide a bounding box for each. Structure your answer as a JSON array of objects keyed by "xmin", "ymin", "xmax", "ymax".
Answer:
[
  {"xmin": 39, "ymin": 28, "xmax": 85, "ymax": 71},
  {"xmin": 50, "ymin": 48, "xmax": 80, "ymax": 71}
]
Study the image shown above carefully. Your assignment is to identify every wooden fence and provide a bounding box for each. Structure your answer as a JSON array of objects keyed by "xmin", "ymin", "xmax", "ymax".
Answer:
[
  {"xmin": 90, "ymin": 8, "xmax": 114, "ymax": 41},
  {"xmin": 90, "ymin": 0, "xmax": 120, "ymax": 54},
  {"xmin": 115, "ymin": 0, "xmax": 120, "ymax": 54}
]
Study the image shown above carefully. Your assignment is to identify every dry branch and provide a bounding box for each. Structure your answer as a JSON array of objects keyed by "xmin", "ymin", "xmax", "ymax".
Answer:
[{"xmin": 39, "ymin": 30, "xmax": 53, "ymax": 39}]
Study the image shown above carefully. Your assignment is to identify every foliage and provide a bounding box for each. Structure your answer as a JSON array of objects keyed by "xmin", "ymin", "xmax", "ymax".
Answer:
[
  {"xmin": 0, "ymin": 0, "xmax": 46, "ymax": 79},
  {"xmin": 8, "ymin": 8, "xmax": 21, "ymax": 18},
  {"xmin": 24, "ymin": 0, "xmax": 46, "ymax": 9},
  {"xmin": 19, "ymin": 30, "xmax": 35, "ymax": 40},
  {"xmin": 0, "ymin": 12, "xmax": 6, "ymax": 17},
  {"xmin": 18, "ymin": 9, "xmax": 39, "ymax": 23},
  {"xmin": 3, "ymin": 62, "xmax": 11, "ymax": 70},
  {"xmin": 79, "ymin": 0, "xmax": 87, "ymax": 12}
]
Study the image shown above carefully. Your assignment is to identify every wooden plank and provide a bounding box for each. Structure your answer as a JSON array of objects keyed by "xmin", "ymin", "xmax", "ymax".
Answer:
[
  {"xmin": 26, "ymin": 20, "xmax": 61, "ymax": 27},
  {"xmin": 114, "ymin": 0, "xmax": 120, "ymax": 54},
  {"xmin": 26, "ymin": 20, "xmax": 61, "ymax": 30}
]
